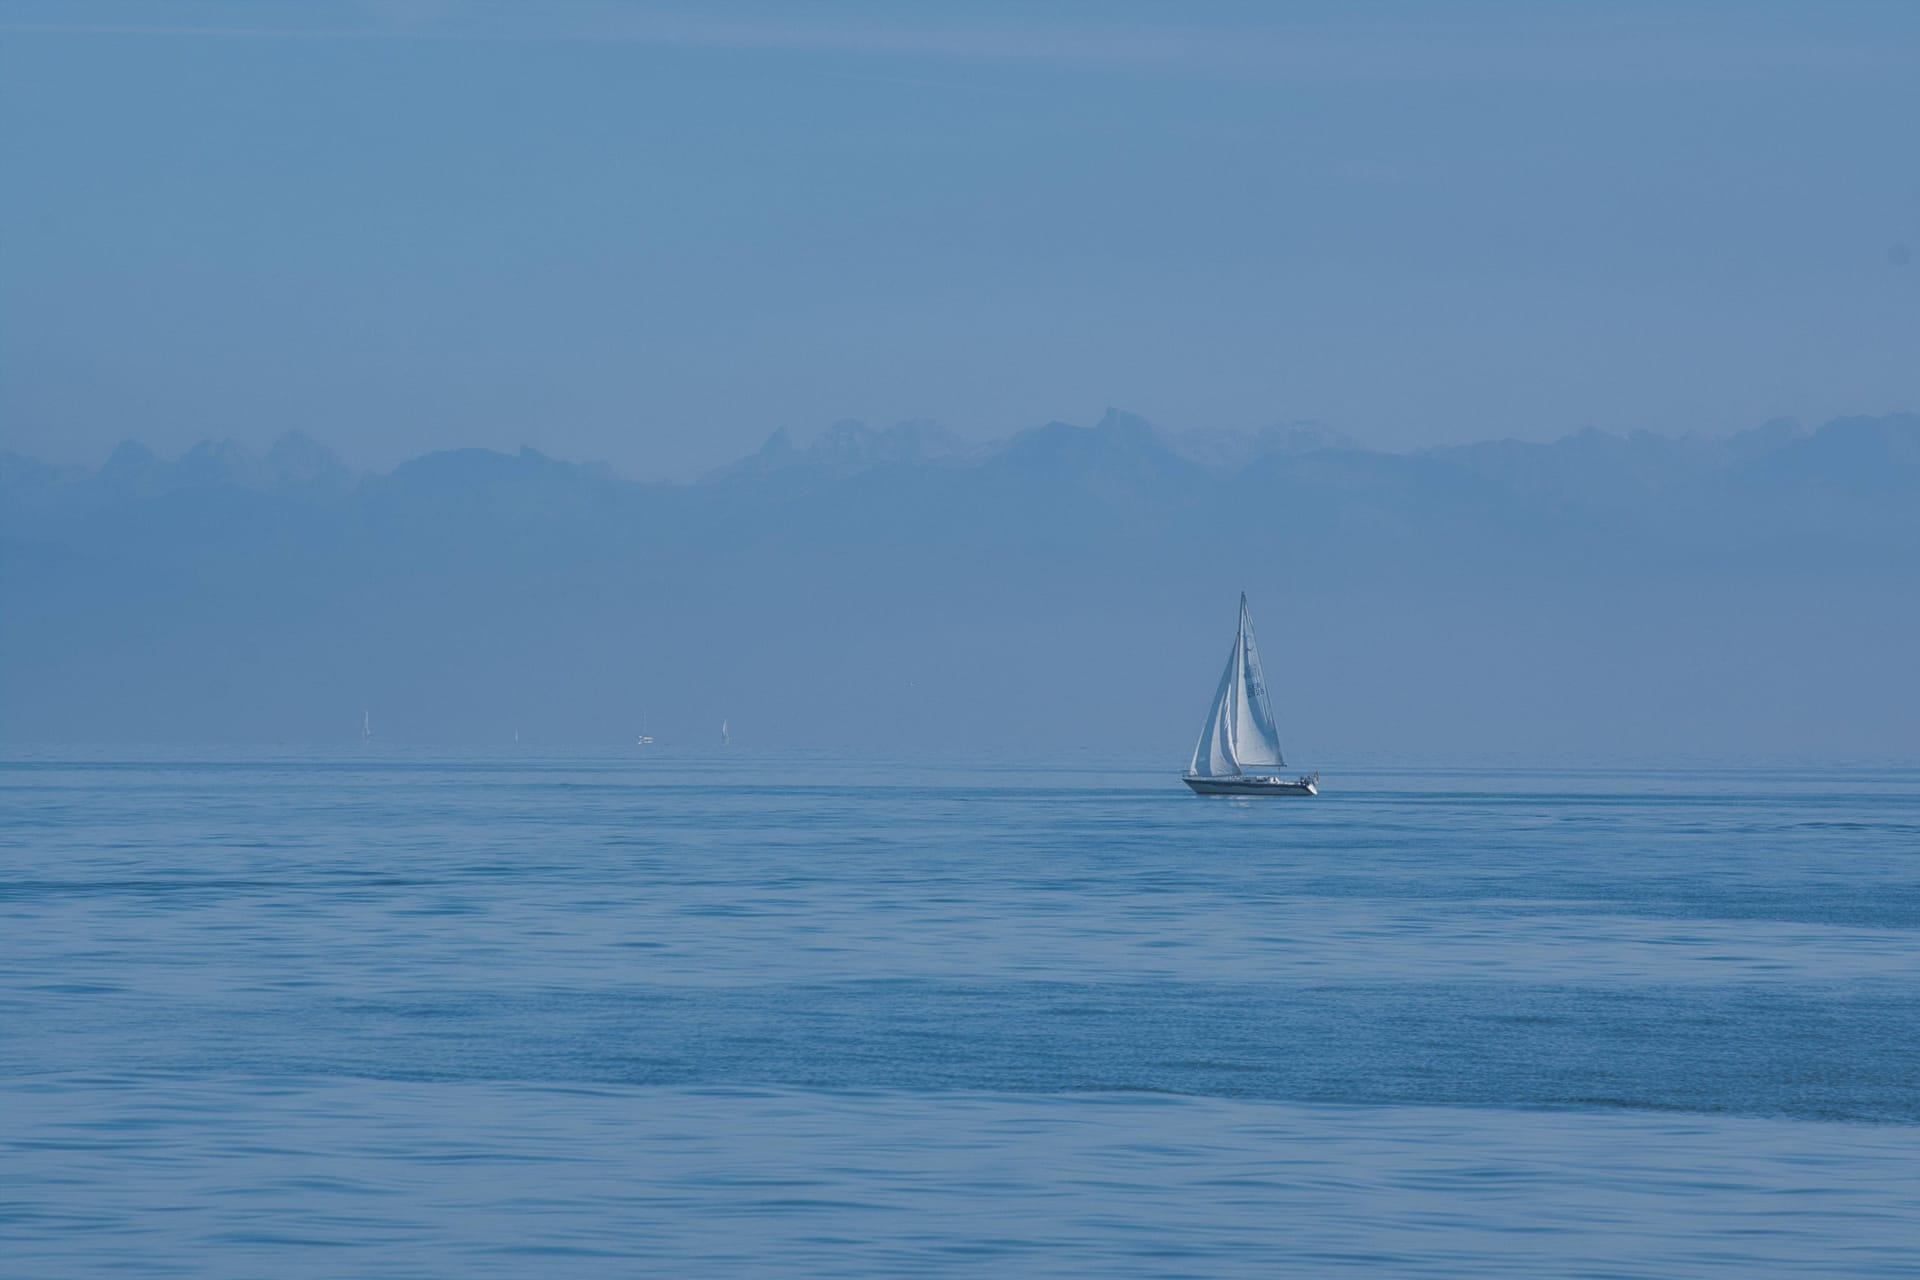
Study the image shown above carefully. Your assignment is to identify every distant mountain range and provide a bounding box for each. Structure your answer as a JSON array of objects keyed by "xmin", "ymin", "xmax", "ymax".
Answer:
[
  {"xmin": 3, "ymin": 410, "xmax": 1916, "ymax": 758},
  {"xmin": 12, "ymin": 407, "xmax": 1914, "ymax": 542}
]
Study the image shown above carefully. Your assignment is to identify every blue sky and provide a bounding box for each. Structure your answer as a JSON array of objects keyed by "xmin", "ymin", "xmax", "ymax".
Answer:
[{"xmin": 3, "ymin": 1, "xmax": 1916, "ymax": 474}]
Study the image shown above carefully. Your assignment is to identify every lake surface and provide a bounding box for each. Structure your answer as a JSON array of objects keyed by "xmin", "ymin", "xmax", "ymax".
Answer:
[{"xmin": 4, "ymin": 752, "xmax": 1917, "ymax": 1276}]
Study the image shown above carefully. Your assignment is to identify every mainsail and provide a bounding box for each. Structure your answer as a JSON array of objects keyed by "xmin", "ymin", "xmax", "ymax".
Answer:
[{"xmin": 1188, "ymin": 594, "xmax": 1287, "ymax": 777}]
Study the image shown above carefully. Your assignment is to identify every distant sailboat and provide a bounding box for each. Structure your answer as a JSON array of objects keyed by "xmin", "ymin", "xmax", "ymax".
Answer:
[
  {"xmin": 361, "ymin": 710, "xmax": 373, "ymax": 746},
  {"xmin": 636, "ymin": 709, "xmax": 653, "ymax": 746},
  {"xmin": 1183, "ymin": 594, "xmax": 1319, "ymax": 796},
  {"xmin": 720, "ymin": 718, "xmax": 730, "ymax": 747}
]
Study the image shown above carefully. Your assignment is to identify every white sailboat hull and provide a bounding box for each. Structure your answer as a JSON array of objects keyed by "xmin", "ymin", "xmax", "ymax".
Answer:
[{"xmin": 1183, "ymin": 774, "xmax": 1318, "ymax": 796}]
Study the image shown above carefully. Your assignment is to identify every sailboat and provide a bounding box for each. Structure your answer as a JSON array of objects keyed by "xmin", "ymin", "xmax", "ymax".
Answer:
[
  {"xmin": 361, "ymin": 710, "xmax": 373, "ymax": 746},
  {"xmin": 636, "ymin": 709, "xmax": 653, "ymax": 746},
  {"xmin": 719, "ymin": 718, "xmax": 730, "ymax": 747},
  {"xmin": 1183, "ymin": 594, "xmax": 1319, "ymax": 796}
]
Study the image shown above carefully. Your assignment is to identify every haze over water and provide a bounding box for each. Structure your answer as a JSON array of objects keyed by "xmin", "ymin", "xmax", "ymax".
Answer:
[
  {"xmin": 5, "ymin": 751, "xmax": 1917, "ymax": 1276},
  {"xmin": 6, "ymin": 4, "xmax": 1918, "ymax": 1274}
]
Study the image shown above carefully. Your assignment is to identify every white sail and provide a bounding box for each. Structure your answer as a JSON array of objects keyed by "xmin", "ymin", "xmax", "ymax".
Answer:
[
  {"xmin": 1189, "ymin": 637, "xmax": 1242, "ymax": 777},
  {"xmin": 1231, "ymin": 596, "xmax": 1286, "ymax": 768},
  {"xmin": 1187, "ymin": 593, "xmax": 1286, "ymax": 777}
]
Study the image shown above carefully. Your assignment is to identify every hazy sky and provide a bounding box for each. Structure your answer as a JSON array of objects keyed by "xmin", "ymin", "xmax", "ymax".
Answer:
[{"xmin": 3, "ymin": 0, "xmax": 1916, "ymax": 475}]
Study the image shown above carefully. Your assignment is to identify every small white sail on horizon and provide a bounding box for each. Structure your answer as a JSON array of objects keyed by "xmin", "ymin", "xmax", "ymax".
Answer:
[{"xmin": 1184, "ymin": 594, "xmax": 1318, "ymax": 796}]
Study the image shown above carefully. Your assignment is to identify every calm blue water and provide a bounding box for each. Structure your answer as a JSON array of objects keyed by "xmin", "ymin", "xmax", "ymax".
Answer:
[{"xmin": 3, "ymin": 752, "xmax": 1917, "ymax": 1277}]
